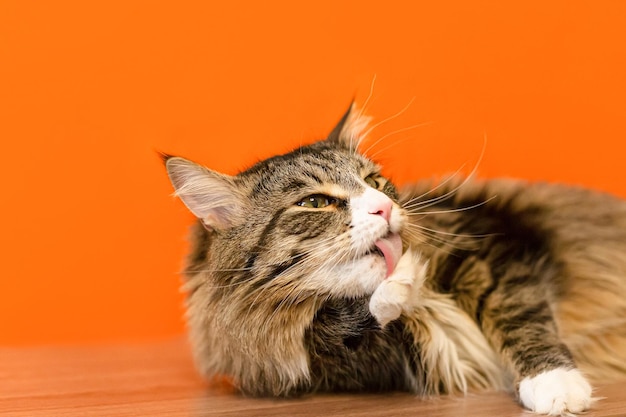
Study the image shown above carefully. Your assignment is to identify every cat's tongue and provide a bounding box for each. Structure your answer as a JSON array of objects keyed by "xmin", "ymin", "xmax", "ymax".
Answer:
[{"xmin": 374, "ymin": 233, "xmax": 403, "ymax": 278}]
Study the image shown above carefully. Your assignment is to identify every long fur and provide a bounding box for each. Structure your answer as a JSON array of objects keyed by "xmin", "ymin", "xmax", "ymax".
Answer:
[{"xmin": 165, "ymin": 105, "xmax": 626, "ymax": 411}]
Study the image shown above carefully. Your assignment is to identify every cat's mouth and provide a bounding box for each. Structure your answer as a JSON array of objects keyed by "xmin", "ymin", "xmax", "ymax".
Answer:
[{"xmin": 368, "ymin": 233, "xmax": 403, "ymax": 278}]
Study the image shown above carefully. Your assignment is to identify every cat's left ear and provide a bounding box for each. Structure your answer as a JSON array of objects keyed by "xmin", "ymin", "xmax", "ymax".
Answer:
[
  {"xmin": 164, "ymin": 156, "xmax": 243, "ymax": 231},
  {"xmin": 326, "ymin": 102, "xmax": 372, "ymax": 151}
]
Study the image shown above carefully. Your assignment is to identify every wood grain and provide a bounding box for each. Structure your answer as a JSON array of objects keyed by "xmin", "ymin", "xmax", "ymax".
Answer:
[{"xmin": 1, "ymin": 338, "xmax": 624, "ymax": 416}]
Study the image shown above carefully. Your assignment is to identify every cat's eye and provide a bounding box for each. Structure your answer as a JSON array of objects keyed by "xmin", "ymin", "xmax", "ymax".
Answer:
[
  {"xmin": 365, "ymin": 175, "xmax": 381, "ymax": 189},
  {"xmin": 296, "ymin": 194, "xmax": 338, "ymax": 209}
]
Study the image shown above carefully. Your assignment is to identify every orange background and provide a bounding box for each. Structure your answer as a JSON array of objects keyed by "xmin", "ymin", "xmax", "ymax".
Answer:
[{"xmin": 1, "ymin": 1, "xmax": 625, "ymax": 345}]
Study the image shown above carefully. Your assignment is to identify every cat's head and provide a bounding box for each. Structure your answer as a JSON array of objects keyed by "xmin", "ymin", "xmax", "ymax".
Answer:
[{"xmin": 165, "ymin": 105, "xmax": 407, "ymax": 298}]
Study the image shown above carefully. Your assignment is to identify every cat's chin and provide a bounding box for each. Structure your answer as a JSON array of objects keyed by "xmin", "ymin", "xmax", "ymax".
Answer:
[
  {"xmin": 352, "ymin": 254, "xmax": 390, "ymax": 294},
  {"xmin": 314, "ymin": 256, "xmax": 388, "ymax": 298}
]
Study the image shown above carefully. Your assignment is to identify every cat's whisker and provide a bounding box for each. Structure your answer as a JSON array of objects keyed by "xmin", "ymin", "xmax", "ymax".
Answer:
[
  {"xmin": 402, "ymin": 134, "xmax": 488, "ymax": 211},
  {"xmin": 405, "ymin": 222, "xmax": 498, "ymax": 240},
  {"xmin": 360, "ymin": 97, "xmax": 416, "ymax": 142},
  {"xmin": 259, "ymin": 249, "xmax": 351, "ymax": 328},
  {"xmin": 402, "ymin": 185, "xmax": 464, "ymax": 211},
  {"xmin": 185, "ymin": 241, "xmax": 343, "ymax": 291},
  {"xmin": 363, "ymin": 122, "xmax": 435, "ymax": 160},
  {"xmin": 298, "ymin": 240, "xmax": 352, "ymax": 263},
  {"xmin": 355, "ymin": 74, "xmax": 377, "ymax": 127},
  {"xmin": 185, "ymin": 272, "xmax": 261, "ymax": 291},
  {"xmin": 249, "ymin": 235, "xmax": 348, "ymax": 260},
  {"xmin": 183, "ymin": 267, "xmax": 253, "ymax": 274},
  {"xmin": 242, "ymin": 239, "xmax": 352, "ymax": 312},
  {"xmin": 407, "ymin": 196, "xmax": 498, "ymax": 216},
  {"xmin": 402, "ymin": 228, "xmax": 457, "ymax": 254},
  {"xmin": 403, "ymin": 228, "xmax": 474, "ymax": 254},
  {"xmin": 401, "ymin": 166, "xmax": 468, "ymax": 208}
]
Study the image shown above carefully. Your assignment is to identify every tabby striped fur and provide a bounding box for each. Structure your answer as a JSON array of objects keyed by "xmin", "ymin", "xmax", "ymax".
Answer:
[{"xmin": 165, "ymin": 105, "xmax": 626, "ymax": 414}]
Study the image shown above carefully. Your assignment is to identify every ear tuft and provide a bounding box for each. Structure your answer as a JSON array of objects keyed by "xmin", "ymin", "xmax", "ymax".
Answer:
[
  {"xmin": 165, "ymin": 157, "xmax": 242, "ymax": 231},
  {"xmin": 157, "ymin": 151, "xmax": 175, "ymax": 165},
  {"xmin": 326, "ymin": 102, "xmax": 373, "ymax": 151}
]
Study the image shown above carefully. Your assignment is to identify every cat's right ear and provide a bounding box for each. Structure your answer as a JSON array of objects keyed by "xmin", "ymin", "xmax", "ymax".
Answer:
[
  {"xmin": 326, "ymin": 102, "xmax": 372, "ymax": 151},
  {"xmin": 164, "ymin": 156, "xmax": 243, "ymax": 231}
]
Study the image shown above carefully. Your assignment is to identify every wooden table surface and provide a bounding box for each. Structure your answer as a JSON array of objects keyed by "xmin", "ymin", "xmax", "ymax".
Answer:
[{"xmin": 1, "ymin": 337, "xmax": 624, "ymax": 416}]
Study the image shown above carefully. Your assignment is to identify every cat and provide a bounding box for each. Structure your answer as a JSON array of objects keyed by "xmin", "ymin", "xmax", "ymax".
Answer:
[{"xmin": 164, "ymin": 104, "xmax": 626, "ymax": 415}]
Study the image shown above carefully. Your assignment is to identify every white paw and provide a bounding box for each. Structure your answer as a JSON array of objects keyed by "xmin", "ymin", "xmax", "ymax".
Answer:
[
  {"xmin": 518, "ymin": 368, "xmax": 592, "ymax": 415},
  {"xmin": 369, "ymin": 249, "xmax": 427, "ymax": 327}
]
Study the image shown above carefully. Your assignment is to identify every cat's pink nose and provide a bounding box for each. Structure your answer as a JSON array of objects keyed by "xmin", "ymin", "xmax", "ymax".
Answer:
[
  {"xmin": 368, "ymin": 193, "xmax": 393, "ymax": 223},
  {"xmin": 351, "ymin": 187, "xmax": 395, "ymax": 224}
]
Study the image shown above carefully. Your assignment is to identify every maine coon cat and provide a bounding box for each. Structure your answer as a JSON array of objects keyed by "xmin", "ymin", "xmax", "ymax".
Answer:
[{"xmin": 164, "ymin": 105, "xmax": 626, "ymax": 415}]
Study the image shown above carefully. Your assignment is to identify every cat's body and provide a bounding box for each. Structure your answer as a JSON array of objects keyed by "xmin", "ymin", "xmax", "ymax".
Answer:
[{"xmin": 165, "ymin": 106, "xmax": 626, "ymax": 415}]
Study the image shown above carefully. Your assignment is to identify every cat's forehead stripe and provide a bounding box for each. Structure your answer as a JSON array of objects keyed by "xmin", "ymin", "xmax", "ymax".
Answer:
[
  {"xmin": 243, "ymin": 142, "xmax": 370, "ymax": 173},
  {"xmin": 316, "ymin": 184, "xmax": 350, "ymax": 200},
  {"xmin": 241, "ymin": 144, "xmax": 371, "ymax": 195}
]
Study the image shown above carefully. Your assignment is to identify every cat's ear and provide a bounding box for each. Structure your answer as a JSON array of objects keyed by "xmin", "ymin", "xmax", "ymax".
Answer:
[
  {"xmin": 164, "ymin": 156, "xmax": 243, "ymax": 231},
  {"xmin": 326, "ymin": 102, "xmax": 372, "ymax": 150}
]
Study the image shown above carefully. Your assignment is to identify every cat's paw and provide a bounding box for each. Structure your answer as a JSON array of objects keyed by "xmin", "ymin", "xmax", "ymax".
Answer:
[
  {"xmin": 369, "ymin": 249, "xmax": 427, "ymax": 327},
  {"xmin": 518, "ymin": 368, "xmax": 593, "ymax": 415}
]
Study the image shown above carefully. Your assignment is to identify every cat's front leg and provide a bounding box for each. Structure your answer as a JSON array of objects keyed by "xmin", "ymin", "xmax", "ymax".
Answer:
[
  {"xmin": 479, "ymin": 267, "xmax": 593, "ymax": 415},
  {"xmin": 369, "ymin": 249, "xmax": 428, "ymax": 327}
]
